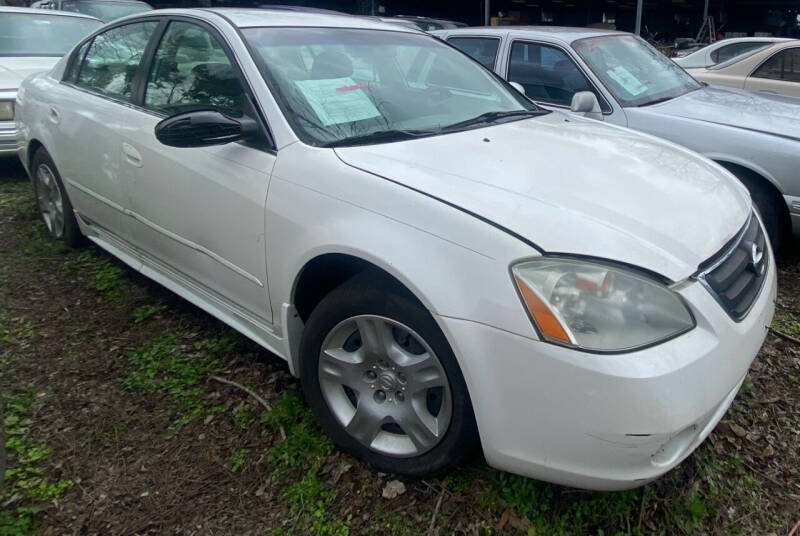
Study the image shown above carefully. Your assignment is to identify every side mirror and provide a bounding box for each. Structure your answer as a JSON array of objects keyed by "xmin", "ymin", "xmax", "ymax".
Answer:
[
  {"xmin": 155, "ymin": 110, "xmax": 258, "ymax": 148},
  {"xmin": 510, "ymin": 81, "xmax": 525, "ymax": 94},
  {"xmin": 570, "ymin": 91, "xmax": 604, "ymax": 121}
]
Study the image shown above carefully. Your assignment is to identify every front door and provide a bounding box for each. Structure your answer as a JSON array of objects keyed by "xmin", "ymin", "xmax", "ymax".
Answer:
[
  {"xmin": 502, "ymin": 39, "xmax": 627, "ymax": 126},
  {"xmin": 119, "ymin": 19, "xmax": 276, "ymax": 325}
]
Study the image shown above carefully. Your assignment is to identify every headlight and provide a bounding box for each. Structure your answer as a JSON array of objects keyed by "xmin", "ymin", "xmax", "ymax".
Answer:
[
  {"xmin": 512, "ymin": 258, "xmax": 694, "ymax": 352},
  {"xmin": 0, "ymin": 101, "xmax": 13, "ymax": 121}
]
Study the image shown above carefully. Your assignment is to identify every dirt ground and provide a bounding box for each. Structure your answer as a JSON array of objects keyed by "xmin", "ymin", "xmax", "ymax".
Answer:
[{"xmin": 1, "ymin": 158, "xmax": 798, "ymax": 536}]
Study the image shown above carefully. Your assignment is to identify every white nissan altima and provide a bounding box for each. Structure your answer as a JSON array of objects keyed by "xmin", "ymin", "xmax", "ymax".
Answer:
[{"xmin": 15, "ymin": 9, "xmax": 775, "ymax": 490}]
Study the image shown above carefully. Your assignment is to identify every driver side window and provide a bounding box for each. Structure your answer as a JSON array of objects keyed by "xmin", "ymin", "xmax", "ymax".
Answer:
[
  {"xmin": 144, "ymin": 21, "xmax": 245, "ymax": 117},
  {"xmin": 507, "ymin": 41, "xmax": 602, "ymax": 108}
]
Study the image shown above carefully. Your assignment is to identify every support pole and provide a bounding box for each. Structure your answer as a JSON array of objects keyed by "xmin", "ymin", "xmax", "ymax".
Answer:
[
  {"xmin": 703, "ymin": 0, "xmax": 709, "ymax": 21},
  {"xmin": 485, "ymin": 0, "xmax": 490, "ymax": 26},
  {"xmin": 635, "ymin": 0, "xmax": 643, "ymax": 35}
]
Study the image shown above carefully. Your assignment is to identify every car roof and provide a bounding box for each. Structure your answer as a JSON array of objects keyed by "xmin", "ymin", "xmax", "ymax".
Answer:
[
  {"xmin": 434, "ymin": 25, "xmax": 626, "ymax": 44},
  {"xmin": 0, "ymin": 5, "xmax": 101, "ymax": 20},
  {"xmin": 151, "ymin": 7, "xmax": 421, "ymax": 32}
]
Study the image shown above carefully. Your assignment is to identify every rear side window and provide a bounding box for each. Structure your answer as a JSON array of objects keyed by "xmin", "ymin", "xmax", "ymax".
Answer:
[
  {"xmin": 508, "ymin": 41, "xmax": 603, "ymax": 109},
  {"xmin": 64, "ymin": 39, "xmax": 91, "ymax": 83},
  {"xmin": 76, "ymin": 21, "xmax": 158, "ymax": 100},
  {"xmin": 710, "ymin": 42, "xmax": 769, "ymax": 64},
  {"xmin": 753, "ymin": 48, "xmax": 800, "ymax": 82},
  {"xmin": 448, "ymin": 37, "xmax": 500, "ymax": 69},
  {"xmin": 144, "ymin": 21, "xmax": 245, "ymax": 117}
]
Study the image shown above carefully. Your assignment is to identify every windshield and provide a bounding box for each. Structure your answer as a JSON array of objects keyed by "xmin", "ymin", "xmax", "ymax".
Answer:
[
  {"xmin": 242, "ymin": 27, "xmax": 539, "ymax": 147},
  {"xmin": 573, "ymin": 34, "xmax": 701, "ymax": 107},
  {"xmin": 61, "ymin": 0, "xmax": 152, "ymax": 22},
  {"xmin": 0, "ymin": 13, "xmax": 101, "ymax": 56}
]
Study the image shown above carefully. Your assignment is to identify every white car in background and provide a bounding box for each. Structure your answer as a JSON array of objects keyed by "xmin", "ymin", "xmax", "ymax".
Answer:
[
  {"xmin": 673, "ymin": 37, "xmax": 792, "ymax": 68},
  {"xmin": 437, "ymin": 27, "xmax": 800, "ymax": 250},
  {"xmin": 30, "ymin": 0, "xmax": 152, "ymax": 23},
  {"xmin": 685, "ymin": 39, "xmax": 800, "ymax": 98},
  {"xmin": 0, "ymin": 7, "xmax": 101, "ymax": 157},
  {"xmin": 16, "ymin": 9, "xmax": 774, "ymax": 490}
]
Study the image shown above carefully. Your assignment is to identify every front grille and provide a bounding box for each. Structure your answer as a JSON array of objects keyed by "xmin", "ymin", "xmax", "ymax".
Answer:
[{"xmin": 697, "ymin": 213, "xmax": 768, "ymax": 321}]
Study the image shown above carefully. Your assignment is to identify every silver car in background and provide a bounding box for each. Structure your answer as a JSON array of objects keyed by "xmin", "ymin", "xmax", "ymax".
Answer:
[{"xmin": 436, "ymin": 27, "xmax": 800, "ymax": 249}]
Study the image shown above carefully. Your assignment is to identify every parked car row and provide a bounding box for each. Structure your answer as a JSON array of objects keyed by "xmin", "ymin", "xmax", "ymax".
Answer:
[
  {"xmin": 4, "ymin": 7, "xmax": 790, "ymax": 491},
  {"xmin": 438, "ymin": 27, "xmax": 800, "ymax": 250}
]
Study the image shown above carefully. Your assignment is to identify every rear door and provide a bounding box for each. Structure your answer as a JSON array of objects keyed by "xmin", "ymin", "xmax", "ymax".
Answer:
[
  {"xmin": 117, "ymin": 18, "xmax": 276, "ymax": 325},
  {"xmin": 56, "ymin": 19, "xmax": 160, "ymax": 244},
  {"xmin": 745, "ymin": 47, "xmax": 800, "ymax": 97}
]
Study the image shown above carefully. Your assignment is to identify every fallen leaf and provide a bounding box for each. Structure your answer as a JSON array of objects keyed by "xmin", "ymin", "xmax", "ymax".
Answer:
[
  {"xmin": 382, "ymin": 480, "xmax": 406, "ymax": 499},
  {"xmin": 730, "ymin": 423, "xmax": 747, "ymax": 438}
]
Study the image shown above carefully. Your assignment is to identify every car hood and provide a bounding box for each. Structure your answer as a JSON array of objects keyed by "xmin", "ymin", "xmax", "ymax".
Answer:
[
  {"xmin": 0, "ymin": 57, "xmax": 60, "ymax": 91},
  {"xmin": 636, "ymin": 85, "xmax": 800, "ymax": 140},
  {"xmin": 335, "ymin": 113, "xmax": 750, "ymax": 282}
]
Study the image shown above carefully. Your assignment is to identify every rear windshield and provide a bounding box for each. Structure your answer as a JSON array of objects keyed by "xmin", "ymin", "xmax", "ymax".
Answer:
[
  {"xmin": 61, "ymin": 0, "xmax": 152, "ymax": 22},
  {"xmin": 0, "ymin": 13, "xmax": 101, "ymax": 56}
]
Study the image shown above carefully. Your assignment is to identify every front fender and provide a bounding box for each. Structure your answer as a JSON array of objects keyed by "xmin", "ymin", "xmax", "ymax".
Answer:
[{"xmin": 265, "ymin": 143, "xmax": 541, "ymax": 373}]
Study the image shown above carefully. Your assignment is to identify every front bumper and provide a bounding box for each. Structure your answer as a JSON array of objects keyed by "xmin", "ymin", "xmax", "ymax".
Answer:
[
  {"xmin": 438, "ymin": 257, "xmax": 776, "ymax": 491},
  {"xmin": 0, "ymin": 121, "xmax": 16, "ymax": 156}
]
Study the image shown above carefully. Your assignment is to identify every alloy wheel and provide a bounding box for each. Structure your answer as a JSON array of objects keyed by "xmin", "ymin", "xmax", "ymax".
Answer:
[
  {"xmin": 35, "ymin": 164, "xmax": 65, "ymax": 239},
  {"xmin": 318, "ymin": 315, "xmax": 452, "ymax": 457}
]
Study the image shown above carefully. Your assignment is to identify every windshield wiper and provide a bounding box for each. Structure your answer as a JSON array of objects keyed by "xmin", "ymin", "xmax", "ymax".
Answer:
[
  {"xmin": 637, "ymin": 96, "xmax": 676, "ymax": 107},
  {"xmin": 320, "ymin": 129, "xmax": 436, "ymax": 148},
  {"xmin": 439, "ymin": 109, "xmax": 548, "ymax": 133}
]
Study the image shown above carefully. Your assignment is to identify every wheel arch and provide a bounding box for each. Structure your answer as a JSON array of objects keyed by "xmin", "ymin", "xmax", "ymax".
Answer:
[
  {"xmin": 711, "ymin": 157, "xmax": 792, "ymax": 248},
  {"xmin": 713, "ymin": 158, "xmax": 789, "ymax": 214},
  {"xmin": 26, "ymin": 138, "xmax": 45, "ymax": 174},
  {"xmin": 286, "ymin": 251, "xmax": 437, "ymax": 378}
]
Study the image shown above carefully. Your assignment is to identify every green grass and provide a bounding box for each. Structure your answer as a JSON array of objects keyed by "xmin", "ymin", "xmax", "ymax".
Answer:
[
  {"xmin": 4, "ymin": 181, "xmax": 70, "ymax": 258},
  {"xmin": 123, "ymin": 331, "xmax": 239, "ymax": 433},
  {"xmin": 131, "ymin": 304, "xmax": 166, "ymax": 324},
  {"xmin": 771, "ymin": 309, "xmax": 800, "ymax": 337},
  {"xmin": 262, "ymin": 391, "xmax": 349, "ymax": 536},
  {"xmin": 1, "ymin": 393, "xmax": 74, "ymax": 535},
  {"xmin": 229, "ymin": 448, "xmax": 249, "ymax": 472},
  {"xmin": 263, "ymin": 392, "xmax": 333, "ymax": 474},
  {"xmin": 62, "ymin": 250, "xmax": 128, "ymax": 301}
]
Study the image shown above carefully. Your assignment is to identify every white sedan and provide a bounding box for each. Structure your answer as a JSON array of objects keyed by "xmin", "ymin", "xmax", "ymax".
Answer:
[
  {"xmin": 673, "ymin": 37, "xmax": 792, "ymax": 68},
  {"xmin": 16, "ymin": 9, "xmax": 775, "ymax": 490},
  {"xmin": 0, "ymin": 6, "xmax": 101, "ymax": 156}
]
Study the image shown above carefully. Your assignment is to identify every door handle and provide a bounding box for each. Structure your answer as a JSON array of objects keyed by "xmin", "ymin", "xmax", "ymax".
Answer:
[
  {"xmin": 48, "ymin": 107, "xmax": 60, "ymax": 125},
  {"xmin": 121, "ymin": 142, "xmax": 143, "ymax": 168}
]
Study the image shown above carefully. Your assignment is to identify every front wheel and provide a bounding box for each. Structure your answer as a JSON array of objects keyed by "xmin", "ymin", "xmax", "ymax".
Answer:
[{"xmin": 299, "ymin": 272, "xmax": 479, "ymax": 477}]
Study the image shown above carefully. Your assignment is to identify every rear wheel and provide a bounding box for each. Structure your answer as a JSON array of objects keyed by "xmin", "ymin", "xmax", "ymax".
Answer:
[
  {"xmin": 31, "ymin": 148, "xmax": 85, "ymax": 247},
  {"xmin": 299, "ymin": 272, "xmax": 479, "ymax": 476}
]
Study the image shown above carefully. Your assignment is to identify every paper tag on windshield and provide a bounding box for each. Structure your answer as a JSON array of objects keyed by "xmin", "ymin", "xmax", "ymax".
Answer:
[
  {"xmin": 294, "ymin": 77, "xmax": 380, "ymax": 126},
  {"xmin": 606, "ymin": 66, "xmax": 648, "ymax": 96}
]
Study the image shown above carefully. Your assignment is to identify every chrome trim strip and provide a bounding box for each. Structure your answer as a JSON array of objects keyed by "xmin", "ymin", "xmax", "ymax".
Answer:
[{"xmin": 67, "ymin": 179, "xmax": 264, "ymax": 288}]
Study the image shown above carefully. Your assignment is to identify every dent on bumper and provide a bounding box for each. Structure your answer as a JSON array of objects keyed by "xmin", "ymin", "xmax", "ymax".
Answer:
[{"xmin": 438, "ymin": 261, "xmax": 776, "ymax": 491}]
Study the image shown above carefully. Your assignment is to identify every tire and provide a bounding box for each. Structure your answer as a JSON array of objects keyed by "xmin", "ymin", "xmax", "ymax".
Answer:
[
  {"xmin": 299, "ymin": 271, "xmax": 479, "ymax": 477},
  {"xmin": 31, "ymin": 148, "xmax": 86, "ymax": 248}
]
